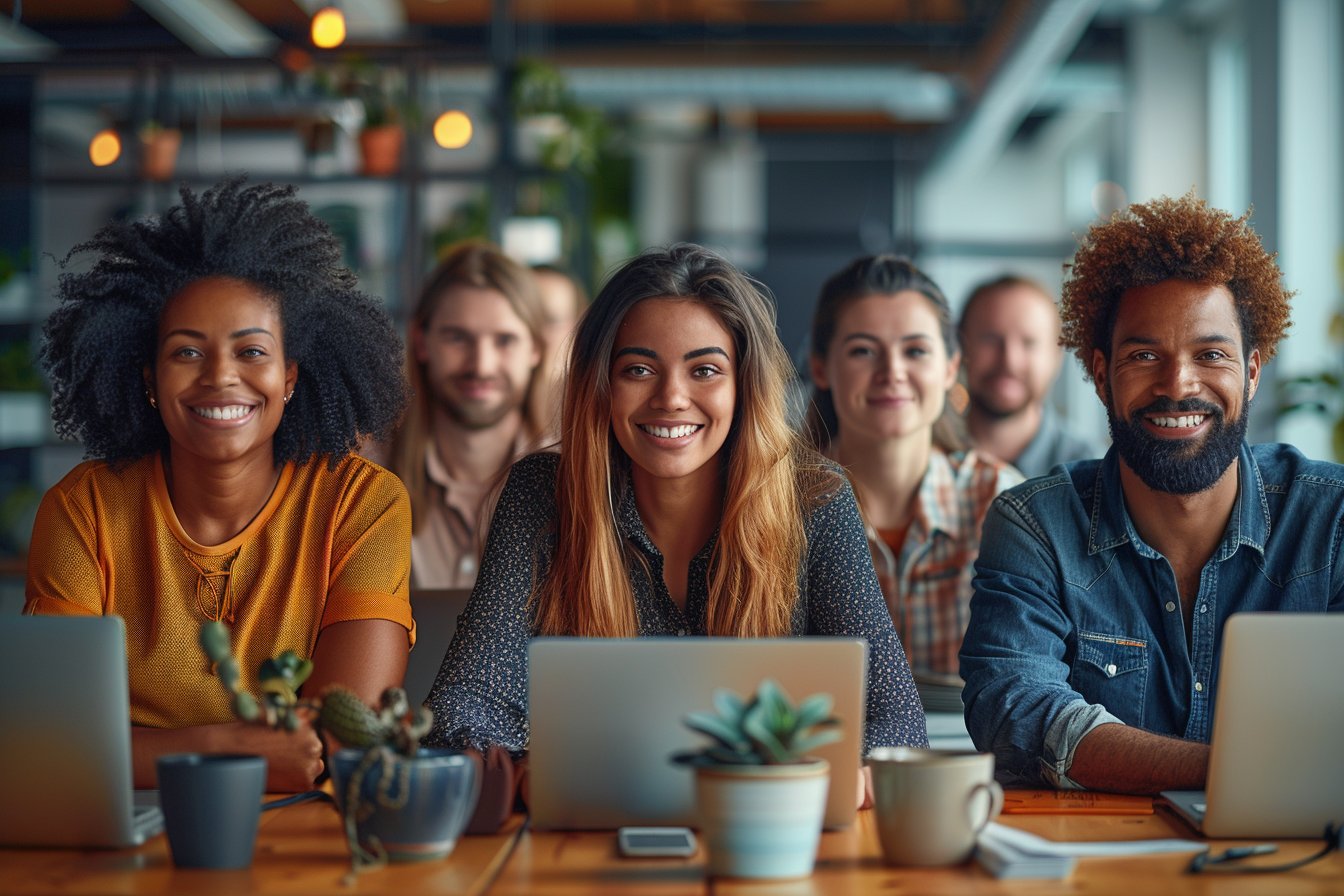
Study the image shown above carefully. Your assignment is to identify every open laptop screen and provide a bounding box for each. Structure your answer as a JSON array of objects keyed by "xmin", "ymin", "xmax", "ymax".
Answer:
[{"xmin": 527, "ymin": 637, "xmax": 867, "ymax": 831}]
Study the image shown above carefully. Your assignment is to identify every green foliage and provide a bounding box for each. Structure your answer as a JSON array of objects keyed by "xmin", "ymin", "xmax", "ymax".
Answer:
[
  {"xmin": 671, "ymin": 679, "xmax": 842, "ymax": 767},
  {"xmin": 199, "ymin": 620, "xmax": 310, "ymax": 731},
  {"xmin": 197, "ymin": 620, "xmax": 430, "ymax": 757},
  {"xmin": 1277, "ymin": 310, "xmax": 1344, "ymax": 463},
  {"xmin": 511, "ymin": 58, "xmax": 609, "ymax": 174},
  {"xmin": 197, "ymin": 621, "xmax": 435, "ymax": 877},
  {"xmin": 316, "ymin": 55, "xmax": 415, "ymax": 130}
]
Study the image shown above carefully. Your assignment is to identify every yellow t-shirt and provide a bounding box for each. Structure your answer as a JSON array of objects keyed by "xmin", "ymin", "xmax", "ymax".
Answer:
[{"xmin": 24, "ymin": 453, "xmax": 413, "ymax": 728}]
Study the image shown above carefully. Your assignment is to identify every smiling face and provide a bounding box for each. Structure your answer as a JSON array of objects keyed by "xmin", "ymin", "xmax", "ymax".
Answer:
[
  {"xmin": 960, "ymin": 283, "xmax": 1063, "ymax": 419},
  {"xmin": 414, "ymin": 284, "xmax": 541, "ymax": 431},
  {"xmin": 146, "ymin": 276, "xmax": 298, "ymax": 468},
  {"xmin": 1093, "ymin": 279, "xmax": 1260, "ymax": 494},
  {"xmin": 811, "ymin": 291, "xmax": 960, "ymax": 446},
  {"xmin": 608, "ymin": 298, "xmax": 737, "ymax": 490}
]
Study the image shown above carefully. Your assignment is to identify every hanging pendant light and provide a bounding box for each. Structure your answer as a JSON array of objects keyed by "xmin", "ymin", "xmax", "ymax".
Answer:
[{"xmin": 311, "ymin": 6, "xmax": 346, "ymax": 49}]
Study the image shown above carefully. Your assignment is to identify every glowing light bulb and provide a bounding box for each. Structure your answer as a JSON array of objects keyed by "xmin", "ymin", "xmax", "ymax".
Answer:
[
  {"xmin": 433, "ymin": 110, "xmax": 473, "ymax": 149},
  {"xmin": 311, "ymin": 7, "xmax": 346, "ymax": 49},
  {"xmin": 89, "ymin": 129, "xmax": 121, "ymax": 167}
]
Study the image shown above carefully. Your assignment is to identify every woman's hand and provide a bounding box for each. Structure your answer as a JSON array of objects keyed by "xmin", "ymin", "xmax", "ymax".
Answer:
[
  {"xmin": 214, "ymin": 721, "xmax": 324, "ymax": 792},
  {"xmin": 857, "ymin": 765, "xmax": 874, "ymax": 810},
  {"xmin": 133, "ymin": 721, "xmax": 324, "ymax": 793}
]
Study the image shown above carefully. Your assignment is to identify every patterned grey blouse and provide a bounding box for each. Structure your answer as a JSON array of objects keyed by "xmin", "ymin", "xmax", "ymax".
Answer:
[{"xmin": 422, "ymin": 451, "xmax": 928, "ymax": 755}]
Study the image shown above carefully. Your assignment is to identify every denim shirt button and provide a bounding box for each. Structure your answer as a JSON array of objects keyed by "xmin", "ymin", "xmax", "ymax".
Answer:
[
  {"xmin": 1164, "ymin": 601, "xmax": 1177, "ymax": 612},
  {"xmin": 1106, "ymin": 663, "xmax": 1117, "ymax": 677},
  {"xmin": 1199, "ymin": 603, "xmax": 1208, "ymax": 613},
  {"xmin": 1194, "ymin": 681, "xmax": 1204, "ymax": 693}
]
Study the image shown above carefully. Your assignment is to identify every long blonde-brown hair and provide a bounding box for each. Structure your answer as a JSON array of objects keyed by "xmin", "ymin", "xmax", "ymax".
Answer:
[
  {"xmin": 532, "ymin": 244, "xmax": 829, "ymax": 637},
  {"xmin": 389, "ymin": 241, "xmax": 547, "ymax": 532}
]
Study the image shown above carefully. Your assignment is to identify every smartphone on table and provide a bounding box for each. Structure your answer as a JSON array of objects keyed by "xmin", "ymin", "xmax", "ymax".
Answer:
[{"xmin": 616, "ymin": 826, "xmax": 698, "ymax": 857}]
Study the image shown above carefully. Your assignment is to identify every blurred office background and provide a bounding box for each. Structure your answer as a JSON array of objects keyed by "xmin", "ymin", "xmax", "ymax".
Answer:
[{"xmin": 1, "ymin": 0, "xmax": 1341, "ymax": 605}]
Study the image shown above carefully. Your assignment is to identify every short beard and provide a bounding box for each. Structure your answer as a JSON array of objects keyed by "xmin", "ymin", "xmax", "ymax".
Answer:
[
  {"xmin": 1105, "ymin": 384, "xmax": 1249, "ymax": 495},
  {"xmin": 968, "ymin": 388, "xmax": 1031, "ymax": 421},
  {"xmin": 442, "ymin": 397, "xmax": 521, "ymax": 431}
]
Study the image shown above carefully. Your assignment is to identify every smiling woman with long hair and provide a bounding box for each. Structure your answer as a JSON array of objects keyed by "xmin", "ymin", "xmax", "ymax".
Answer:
[
  {"xmin": 424, "ymin": 244, "xmax": 927, "ymax": 802},
  {"xmin": 25, "ymin": 179, "xmax": 412, "ymax": 792}
]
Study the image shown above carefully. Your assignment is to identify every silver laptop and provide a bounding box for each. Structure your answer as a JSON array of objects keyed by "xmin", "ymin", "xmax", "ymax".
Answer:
[
  {"xmin": 1162, "ymin": 612, "xmax": 1344, "ymax": 838},
  {"xmin": 404, "ymin": 588, "xmax": 472, "ymax": 707},
  {"xmin": 527, "ymin": 637, "xmax": 867, "ymax": 831},
  {"xmin": 0, "ymin": 614, "xmax": 164, "ymax": 848}
]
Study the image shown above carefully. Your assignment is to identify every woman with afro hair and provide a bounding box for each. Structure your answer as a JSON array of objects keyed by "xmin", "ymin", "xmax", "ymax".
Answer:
[{"xmin": 25, "ymin": 179, "xmax": 412, "ymax": 792}]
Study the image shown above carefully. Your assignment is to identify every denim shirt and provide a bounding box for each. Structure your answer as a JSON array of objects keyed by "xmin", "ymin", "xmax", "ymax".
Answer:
[{"xmin": 960, "ymin": 442, "xmax": 1344, "ymax": 789}]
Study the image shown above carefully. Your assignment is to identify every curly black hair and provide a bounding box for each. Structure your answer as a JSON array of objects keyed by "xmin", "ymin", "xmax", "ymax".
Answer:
[
  {"xmin": 41, "ymin": 178, "xmax": 408, "ymax": 465},
  {"xmin": 1061, "ymin": 192, "xmax": 1293, "ymax": 381}
]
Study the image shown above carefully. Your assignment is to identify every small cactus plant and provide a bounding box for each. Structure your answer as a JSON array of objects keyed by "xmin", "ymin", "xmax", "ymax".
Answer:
[
  {"xmin": 670, "ymin": 679, "xmax": 842, "ymax": 767},
  {"xmin": 199, "ymin": 621, "xmax": 311, "ymax": 731},
  {"xmin": 199, "ymin": 620, "xmax": 433, "ymax": 874}
]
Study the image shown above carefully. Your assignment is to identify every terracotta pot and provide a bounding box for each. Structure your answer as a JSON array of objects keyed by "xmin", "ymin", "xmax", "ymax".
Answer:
[
  {"xmin": 359, "ymin": 125, "xmax": 404, "ymax": 176},
  {"xmin": 140, "ymin": 129, "xmax": 181, "ymax": 181}
]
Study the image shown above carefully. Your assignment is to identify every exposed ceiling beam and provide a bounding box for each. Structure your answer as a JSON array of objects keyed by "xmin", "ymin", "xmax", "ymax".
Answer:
[
  {"xmin": 132, "ymin": 0, "xmax": 278, "ymax": 57},
  {"xmin": 923, "ymin": 0, "xmax": 1104, "ymax": 182},
  {"xmin": 563, "ymin": 65, "xmax": 958, "ymax": 121},
  {"xmin": 292, "ymin": 0, "xmax": 406, "ymax": 40},
  {"xmin": 0, "ymin": 16, "xmax": 57, "ymax": 61}
]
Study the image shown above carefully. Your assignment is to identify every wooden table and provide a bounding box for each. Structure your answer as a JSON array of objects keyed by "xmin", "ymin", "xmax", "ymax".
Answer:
[{"xmin": 3, "ymin": 799, "xmax": 1342, "ymax": 895}]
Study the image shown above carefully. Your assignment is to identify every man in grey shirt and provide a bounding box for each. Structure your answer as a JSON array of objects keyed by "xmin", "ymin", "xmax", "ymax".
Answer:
[{"xmin": 958, "ymin": 276, "xmax": 1105, "ymax": 478}]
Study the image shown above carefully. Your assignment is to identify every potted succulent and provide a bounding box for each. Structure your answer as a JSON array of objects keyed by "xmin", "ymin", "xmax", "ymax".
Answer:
[
  {"xmin": 138, "ymin": 120, "xmax": 182, "ymax": 182},
  {"xmin": 510, "ymin": 58, "xmax": 607, "ymax": 174},
  {"xmin": 198, "ymin": 621, "xmax": 480, "ymax": 873},
  {"xmin": 671, "ymin": 679, "xmax": 841, "ymax": 879},
  {"xmin": 343, "ymin": 60, "xmax": 411, "ymax": 177}
]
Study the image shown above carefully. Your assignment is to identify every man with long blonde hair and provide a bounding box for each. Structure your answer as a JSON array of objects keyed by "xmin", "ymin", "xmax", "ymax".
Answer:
[{"xmin": 382, "ymin": 241, "xmax": 550, "ymax": 588}]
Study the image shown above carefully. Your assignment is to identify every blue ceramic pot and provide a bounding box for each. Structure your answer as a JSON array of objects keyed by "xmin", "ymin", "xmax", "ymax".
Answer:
[{"xmin": 330, "ymin": 747, "xmax": 480, "ymax": 862}]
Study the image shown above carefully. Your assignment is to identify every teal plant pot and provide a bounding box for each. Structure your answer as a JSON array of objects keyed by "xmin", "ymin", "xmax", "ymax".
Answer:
[
  {"xmin": 693, "ymin": 759, "xmax": 829, "ymax": 879},
  {"xmin": 330, "ymin": 747, "xmax": 480, "ymax": 862}
]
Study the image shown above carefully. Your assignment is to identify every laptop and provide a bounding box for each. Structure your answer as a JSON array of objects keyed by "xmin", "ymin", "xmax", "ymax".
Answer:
[
  {"xmin": 1161, "ymin": 612, "xmax": 1344, "ymax": 838},
  {"xmin": 527, "ymin": 637, "xmax": 867, "ymax": 831},
  {"xmin": 404, "ymin": 588, "xmax": 472, "ymax": 706},
  {"xmin": 0, "ymin": 614, "xmax": 164, "ymax": 848}
]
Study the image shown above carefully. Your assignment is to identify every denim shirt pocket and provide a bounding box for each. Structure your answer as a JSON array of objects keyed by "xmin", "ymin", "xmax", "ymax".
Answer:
[{"xmin": 1073, "ymin": 631, "xmax": 1149, "ymax": 727}]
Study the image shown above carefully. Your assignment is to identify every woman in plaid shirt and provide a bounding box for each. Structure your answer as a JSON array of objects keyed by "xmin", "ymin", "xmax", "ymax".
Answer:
[{"xmin": 805, "ymin": 256, "xmax": 1022, "ymax": 677}]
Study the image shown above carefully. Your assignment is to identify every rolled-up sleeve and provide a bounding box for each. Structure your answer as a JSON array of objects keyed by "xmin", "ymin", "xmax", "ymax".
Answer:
[{"xmin": 959, "ymin": 494, "xmax": 1122, "ymax": 787}]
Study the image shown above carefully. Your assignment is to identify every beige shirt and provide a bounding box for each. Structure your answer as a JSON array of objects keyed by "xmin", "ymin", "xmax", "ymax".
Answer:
[
  {"xmin": 411, "ymin": 444, "xmax": 489, "ymax": 589},
  {"xmin": 411, "ymin": 436, "xmax": 538, "ymax": 590}
]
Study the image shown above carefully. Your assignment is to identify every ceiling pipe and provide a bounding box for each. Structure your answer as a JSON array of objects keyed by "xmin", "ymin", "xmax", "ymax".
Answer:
[
  {"xmin": 922, "ymin": 0, "xmax": 1104, "ymax": 183},
  {"xmin": 131, "ymin": 0, "xmax": 277, "ymax": 57}
]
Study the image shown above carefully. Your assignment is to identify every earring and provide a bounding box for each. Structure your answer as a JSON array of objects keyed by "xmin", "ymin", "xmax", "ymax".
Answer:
[
  {"xmin": 284, "ymin": 390, "xmax": 294, "ymax": 405},
  {"xmin": 146, "ymin": 390, "xmax": 157, "ymax": 409}
]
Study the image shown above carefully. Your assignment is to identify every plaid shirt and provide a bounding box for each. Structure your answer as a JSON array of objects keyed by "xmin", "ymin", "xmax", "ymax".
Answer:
[{"xmin": 867, "ymin": 449, "xmax": 1022, "ymax": 675}]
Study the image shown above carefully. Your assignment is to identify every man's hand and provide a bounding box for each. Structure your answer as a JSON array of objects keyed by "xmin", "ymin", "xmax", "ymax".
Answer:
[{"xmin": 1068, "ymin": 722, "xmax": 1209, "ymax": 794}]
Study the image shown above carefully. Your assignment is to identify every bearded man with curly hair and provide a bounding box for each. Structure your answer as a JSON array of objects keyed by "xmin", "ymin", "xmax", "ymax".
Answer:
[{"xmin": 960, "ymin": 193, "xmax": 1344, "ymax": 794}]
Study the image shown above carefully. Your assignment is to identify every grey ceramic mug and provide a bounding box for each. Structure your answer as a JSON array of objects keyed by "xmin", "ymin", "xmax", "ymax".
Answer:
[
  {"xmin": 867, "ymin": 747, "xmax": 1004, "ymax": 866},
  {"xmin": 157, "ymin": 753, "xmax": 266, "ymax": 869}
]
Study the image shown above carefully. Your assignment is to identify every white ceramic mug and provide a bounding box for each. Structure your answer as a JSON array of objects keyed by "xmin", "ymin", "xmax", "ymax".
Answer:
[{"xmin": 866, "ymin": 747, "xmax": 1004, "ymax": 866}]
